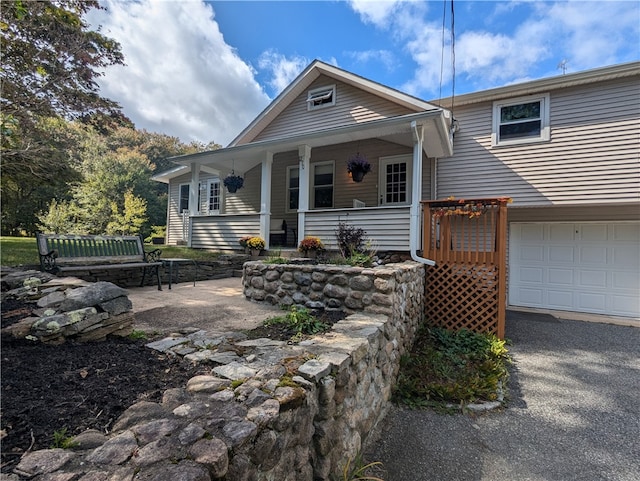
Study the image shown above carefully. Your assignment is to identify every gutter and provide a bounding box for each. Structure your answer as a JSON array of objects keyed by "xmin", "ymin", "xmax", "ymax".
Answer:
[{"xmin": 409, "ymin": 120, "xmax": 436, "ymax": 267}]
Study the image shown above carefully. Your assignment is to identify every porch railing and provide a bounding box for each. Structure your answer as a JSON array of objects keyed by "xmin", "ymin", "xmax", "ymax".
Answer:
[
  {"xmin": 304, "ymin": 205, "xmax": 412, "ymax": 251},
  {"xmin": 190, "ymin": 213, "xmax": 261, "ymax": 250}
]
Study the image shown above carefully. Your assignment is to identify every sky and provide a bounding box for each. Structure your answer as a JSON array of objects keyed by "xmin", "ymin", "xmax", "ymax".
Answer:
[{"xmin": 87, "ymin": 0, "xmax": 640, "ymax": 146}]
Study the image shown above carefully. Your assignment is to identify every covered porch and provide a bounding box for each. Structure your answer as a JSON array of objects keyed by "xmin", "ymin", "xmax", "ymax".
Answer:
[{"xmin": 167, "ymin": 109, "xmax": 454, "ymax": 253}]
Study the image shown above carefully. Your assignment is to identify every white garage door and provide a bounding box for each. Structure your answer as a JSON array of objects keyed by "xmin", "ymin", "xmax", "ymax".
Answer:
[{"xmin": 509, "ymin": 222, "xmax": 640, "ymax": 318}]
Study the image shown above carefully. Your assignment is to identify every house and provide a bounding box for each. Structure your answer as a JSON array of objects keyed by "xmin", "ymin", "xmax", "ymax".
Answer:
[{"xmin": 153, "ymin": 60, "xmax": 640, "ymax": 320}]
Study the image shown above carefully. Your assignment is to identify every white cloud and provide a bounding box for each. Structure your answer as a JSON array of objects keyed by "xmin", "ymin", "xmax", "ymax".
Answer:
[
  {"xmin": 88, "ymin": 0, "xmax": 270, "ymax": 146},
  {"xmin": 257, "ymin": 50, "xmax": 310, "ymax": 94}
]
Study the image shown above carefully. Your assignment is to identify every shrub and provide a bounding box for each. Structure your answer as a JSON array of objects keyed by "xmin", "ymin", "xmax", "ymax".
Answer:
[{"xmin": 335, "ymin": 222, "xmax": 366, "ymax": 257}]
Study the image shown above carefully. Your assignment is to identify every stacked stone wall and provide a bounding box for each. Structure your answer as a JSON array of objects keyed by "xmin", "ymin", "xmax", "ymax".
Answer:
[{"xmin": 10, "ymin": 262, "xmax": 427, "ymax": 480}]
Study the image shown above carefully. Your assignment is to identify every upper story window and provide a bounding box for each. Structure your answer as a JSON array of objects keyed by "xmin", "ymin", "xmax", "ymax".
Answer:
[
  {"xmin": 307, "ymin": 84, "xmax": 336, "ymax": 111},
  {"xmin": 492, "ymin": 94, "xmax": 550, "ymax": 146}
]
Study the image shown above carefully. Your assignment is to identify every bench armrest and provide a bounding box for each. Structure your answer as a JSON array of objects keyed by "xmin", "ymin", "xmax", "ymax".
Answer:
[
  {"xmin": 144, "ymin": 248, "xmax": 162, "ymax": 263},
  {"xmin": 39, "ymin": 249, "xmax": 59, "ymax": 273}
]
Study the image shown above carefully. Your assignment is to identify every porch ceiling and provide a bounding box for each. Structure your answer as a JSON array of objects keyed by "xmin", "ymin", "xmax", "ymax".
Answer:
[{"xmin": 171, "ymin": 110, "xmax": 453, "ymax": 175}]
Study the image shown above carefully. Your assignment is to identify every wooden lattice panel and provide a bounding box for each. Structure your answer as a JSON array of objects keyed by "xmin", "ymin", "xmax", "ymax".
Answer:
[
  {"xmin": 425, "ymin": 262, "xmax": 501, "ymax": 335},
  {"xmin": 422, "ymin": 198, "xmax": 509, "ymax": 338}
]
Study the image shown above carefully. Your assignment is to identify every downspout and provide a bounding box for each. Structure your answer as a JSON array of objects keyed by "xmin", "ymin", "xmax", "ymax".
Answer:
[{"xmin": 409, "ymin": 121, "xmax": 436, "ymax": 266}]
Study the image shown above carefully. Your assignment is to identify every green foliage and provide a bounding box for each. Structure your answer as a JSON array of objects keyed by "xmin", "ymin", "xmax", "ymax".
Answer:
[
  {"xmin": 264, "ymin": 306, "xmax": 329, "ymax": 336},
  {"xmin": 342, "ymin": 454, "xmax": 384, "ymax": 481},
  {"xmin": 394, "ymin": 327, "xmax": 510, "ymax": 408},
  {"xmin": 106, "ymin": 190, "xmax": 148, "ymax": 236},
  {"xmin": 50, "ymin": 428, "xmax": 78, "ymax": 449},
  {"xmin": 144, "ymin": 225, "xmax": 167, "ymax": 243},
  {"xmin": 128, "ymin": 330, "xmax": 148, "ymax": 341}
]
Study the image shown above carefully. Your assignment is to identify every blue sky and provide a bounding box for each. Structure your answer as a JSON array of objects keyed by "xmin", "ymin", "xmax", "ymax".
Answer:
[{"xmin": 88, "ymin": 0, "xmax": 640, "ymax": 146}]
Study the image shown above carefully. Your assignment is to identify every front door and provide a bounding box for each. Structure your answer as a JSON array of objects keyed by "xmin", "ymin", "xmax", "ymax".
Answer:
[{"xmin": 379, "ymin": 155, "xmax": 412, "ymax": 205}]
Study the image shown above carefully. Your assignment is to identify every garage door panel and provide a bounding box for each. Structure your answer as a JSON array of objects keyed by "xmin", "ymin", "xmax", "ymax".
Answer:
[
  {"xmin": 520, "ymin": 267, "xmax": 544, "ymax": 283},
  {"xmin": 548, "ymin": 290, "xmax": 575, "ymax": 309},
  {"xmin": 611, "ymin": 296, "xmax": 640, "ymax": 317},
  {"xmin": 580, "ymin": 224, "xmax": 608, "ymax": 241},
  {"xmin": 613, "ymin": 223, "xmax": 640, "ymax": 241},
  {"xmin": 549, "ymin": 246, "xmax": 575, "ymax": 262},
  {"xmin": 578, "ymin": 292, "xmax": 607, "ymax": 311},
  {"xmin": 548, "ymin": 268, "xmax": 573, "ymax": 285},
  {"xmin": 578, "ymin": 270, "xmax": 607, "ymax": 288},
  {"xmin": 549, "ymin": 224, "xmax": 575, "ymax": 241},
  {"xmin": 509, "ymin": 221, "xmax": 639, "ymax": 318}
]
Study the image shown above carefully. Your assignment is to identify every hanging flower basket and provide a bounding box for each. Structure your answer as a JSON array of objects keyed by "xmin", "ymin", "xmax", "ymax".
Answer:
[
  {"xmin": 347, "ymin": 153, "xmax": 371, "ymax": 183},
  {"xmin": 223, "ymin": 173, "xmax": 244, "ymax": 193}
]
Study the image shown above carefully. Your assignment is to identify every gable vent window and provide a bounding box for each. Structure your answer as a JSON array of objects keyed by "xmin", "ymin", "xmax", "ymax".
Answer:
[
  {"xmin": 492, "ymin": 94, "xmax": 550, "ymax": 146},
  {"xmin": 307, "ymin": 85, "xmax": 336, "ymax": 111}
]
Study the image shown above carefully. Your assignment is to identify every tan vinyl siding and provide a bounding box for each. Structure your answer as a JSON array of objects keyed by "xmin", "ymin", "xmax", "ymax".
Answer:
[
  {"xmin": 438, "ymin": 76, "xmax": 640, "ymax": 206},
  {"xmin": 190, "ymin": 214, "xmax": 260, "ymax": 250},
  {"xmin": 507, "ymin": 204, "xmax": 640, "ymax": 223},
  {"xmin": 224, "ymin": 164, "xmax": 261, "ymax": 214},
  {"xmin": 305, "ymin": 206, "xmax": 411, "ymax": 251},
  {"xmin": 253, "ymin": 76, "xmax": 415, "ymax": 142}
]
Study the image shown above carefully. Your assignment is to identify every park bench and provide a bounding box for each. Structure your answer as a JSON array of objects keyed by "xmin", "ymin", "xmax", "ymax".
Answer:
[{"xmin": 36, "ymin": 233, "xmax": 163, "ymax": 290}]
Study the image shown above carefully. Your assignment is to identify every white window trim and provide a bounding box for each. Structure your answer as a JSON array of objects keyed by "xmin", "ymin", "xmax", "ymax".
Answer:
[
  {"xmin": 311, "ymin": 160, "xmax": 334, "ymax": 209},
  {"xmin": 178, "ymin": 183, "xmax": 190, "ymax": 214},
  {"xmin": 306, "ymin": 84, "xmax": 336, "ymax": 111},
  {"xmin": 492, "ymin": 93, "xmax": 550, "ymax": 147},
  {"xmin": 286, "ymin": 165, "xmax": 299, "ymax": 213},
  {"xmin": 206, "ymin": 178, "xmax": 221, "ymax": 215},
  {"xmin": 179, "ymin": 182, "xmax": 204, "ymax": 214},
  {"xmin": 378, "ymin": 154, "xmax": 413, "ymax": 206}
]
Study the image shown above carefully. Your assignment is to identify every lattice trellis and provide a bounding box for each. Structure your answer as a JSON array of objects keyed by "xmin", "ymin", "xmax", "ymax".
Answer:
[{"xmin": 422, "ymin": 198, "xmax": 509, "ymax": 338}]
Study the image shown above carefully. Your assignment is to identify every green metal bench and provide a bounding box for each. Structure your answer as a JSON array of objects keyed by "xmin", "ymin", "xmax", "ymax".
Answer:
[{"xmin": 36, "ymin": 233, "xmax": 163, "ymax": 290}]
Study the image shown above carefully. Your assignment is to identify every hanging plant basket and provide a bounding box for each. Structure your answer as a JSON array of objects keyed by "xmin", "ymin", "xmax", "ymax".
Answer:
[
  {"xmin": 347, "ymin": 153, "xmax": 371, "ymax": 183},
  {"xmin": 223, "ymin": 173, "xmax": 244, "ymax": 193}
]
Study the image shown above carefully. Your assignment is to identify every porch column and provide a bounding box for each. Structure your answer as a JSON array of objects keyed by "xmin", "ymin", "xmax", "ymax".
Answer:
[
  {"xmin": 260, "ymin": 152, "xmax": 274, "ymax": 249},
  {"xmin": 297, "ymin": 145, "xmax": 311, "ymax": 245},
  {"xmin": 188, "ymin": 162, "xmax": 200, "ymax": 247},
  {"xmin": 410, "ymin": 121, "xmax": 435, "ymax": 265}
]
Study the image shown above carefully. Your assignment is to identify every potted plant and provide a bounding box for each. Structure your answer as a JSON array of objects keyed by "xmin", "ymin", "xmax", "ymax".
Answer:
[
  {"xmin": 246, "ymin": 236, "xmax": 265, "ymax": 259},
  {"xmin": 298, "ymin": 236, "xmax": 325, "ymax": 259},
  {"xmin": 347, "ymin": 153, "xmax": 371, "ymax": 182},
  {"xmin": 238, "ymin": 235, "xmax": 252, "ymax": 253},
  {"xmin": 223, "ymin": 172, "xmax": 244, "ymax": 193}
]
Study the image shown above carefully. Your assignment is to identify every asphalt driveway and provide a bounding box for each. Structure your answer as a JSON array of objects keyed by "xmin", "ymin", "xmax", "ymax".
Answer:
[{"xmin": 367, "ymin": 311, "xmax": 640, "ymax": 481}]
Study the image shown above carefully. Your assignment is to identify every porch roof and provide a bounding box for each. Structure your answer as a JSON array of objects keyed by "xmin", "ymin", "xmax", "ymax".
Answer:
[{"xmin": 168, "ymin": 109, "xmax": 453, "ymax": 176}]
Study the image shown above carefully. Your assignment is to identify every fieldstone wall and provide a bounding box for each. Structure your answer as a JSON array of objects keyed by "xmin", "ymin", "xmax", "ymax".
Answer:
[
  {"xmin": 9, "ymin": 262, "xmax": 427, "ymax": 481},
  {"xmin": 243, "ymin": 260, "xmax": 424, "ymax": 318}
]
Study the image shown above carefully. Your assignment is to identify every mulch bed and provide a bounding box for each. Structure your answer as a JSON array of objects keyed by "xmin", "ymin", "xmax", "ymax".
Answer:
[{"xmin": 0, "ymin": 298, "xmax": 345, "ymax": 474}]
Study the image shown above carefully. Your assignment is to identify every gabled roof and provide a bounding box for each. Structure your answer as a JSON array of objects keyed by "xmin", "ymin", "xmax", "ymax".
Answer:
[
  {"xmin": 434, "ymin": 61, "xmax": 640, "ymax": 108},
  {"xmin": 229, "ymin": 59, "xmax": 444, "ymax": 147}
]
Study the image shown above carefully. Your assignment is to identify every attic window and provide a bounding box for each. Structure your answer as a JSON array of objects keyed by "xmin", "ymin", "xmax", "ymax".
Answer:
[{"xmin": 307, "ymin": 85, "xmax": 336, "ymax": 110}]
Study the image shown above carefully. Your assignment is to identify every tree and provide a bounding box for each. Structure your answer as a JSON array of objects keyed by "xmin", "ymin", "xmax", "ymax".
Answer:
[
  {"xmin": 106, "ymin": 191, "xmax": 147, "ymax": 236},
  {"xmin": 0, "ymin": 0, "xmax": 126, "ymax": 234}
]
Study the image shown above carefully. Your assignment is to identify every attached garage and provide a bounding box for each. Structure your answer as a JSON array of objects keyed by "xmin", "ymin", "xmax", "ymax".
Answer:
[{"xmin": 508, "ymin": 222, "xmax": 640, "ymax": 319}]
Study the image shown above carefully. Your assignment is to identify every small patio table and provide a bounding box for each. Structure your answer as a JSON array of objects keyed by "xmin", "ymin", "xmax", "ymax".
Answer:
[{"xmin": 161, "ymin": 258, "xmax": 197, "ymax": 289}]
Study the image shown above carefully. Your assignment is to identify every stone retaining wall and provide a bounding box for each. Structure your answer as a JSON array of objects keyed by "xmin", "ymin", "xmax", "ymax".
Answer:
[{"xmin": 10, "ymin": 262, "xmax": 427, "ymax": 481}]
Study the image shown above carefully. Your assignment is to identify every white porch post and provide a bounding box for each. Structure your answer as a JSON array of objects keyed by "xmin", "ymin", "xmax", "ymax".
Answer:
[
  {"xmin": 297, "ymin": 145, "xmax": 311, "ymax": 245},
  {"xmin": 188, "ymin": 162, "xmax": 200, "ymax": 247},
  {"xmin": 260, "ymin": 152, "xmax": 274, "ymax": 249},
  {"xmin": 410, "ymin": 122, "xmax": 435, "ymax": 266}
]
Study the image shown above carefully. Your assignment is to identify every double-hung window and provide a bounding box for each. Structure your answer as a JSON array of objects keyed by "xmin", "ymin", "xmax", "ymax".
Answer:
[
  {"xmin": 179, "ymin": 183, "xmax": 202, "ymax": 213},
  {"xmin": 492, "ymin": 94, "xmax": 550, "ymax": 146},
  {"xmin": 312, "ymin": 162, "xmax": 334, "ymax": 209},
  {"xmin": 286, "ymin": 166, "xmax": 299, "ymax": 212}
]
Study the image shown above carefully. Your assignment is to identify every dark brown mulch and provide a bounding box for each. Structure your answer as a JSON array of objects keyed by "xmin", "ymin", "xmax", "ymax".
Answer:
[{"xmin": 0, "ymin": 298, "xmax": 345, "ymax": 474}]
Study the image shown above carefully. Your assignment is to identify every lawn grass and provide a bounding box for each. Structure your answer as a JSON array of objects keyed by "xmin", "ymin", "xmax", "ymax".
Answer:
[
  {"xmin": 394, "ymin": 326, "xmax": 511, "ymax": 411},
  {"xmin": 0, "ymin": 236, "xmax": 223, "ymax": 267}
]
